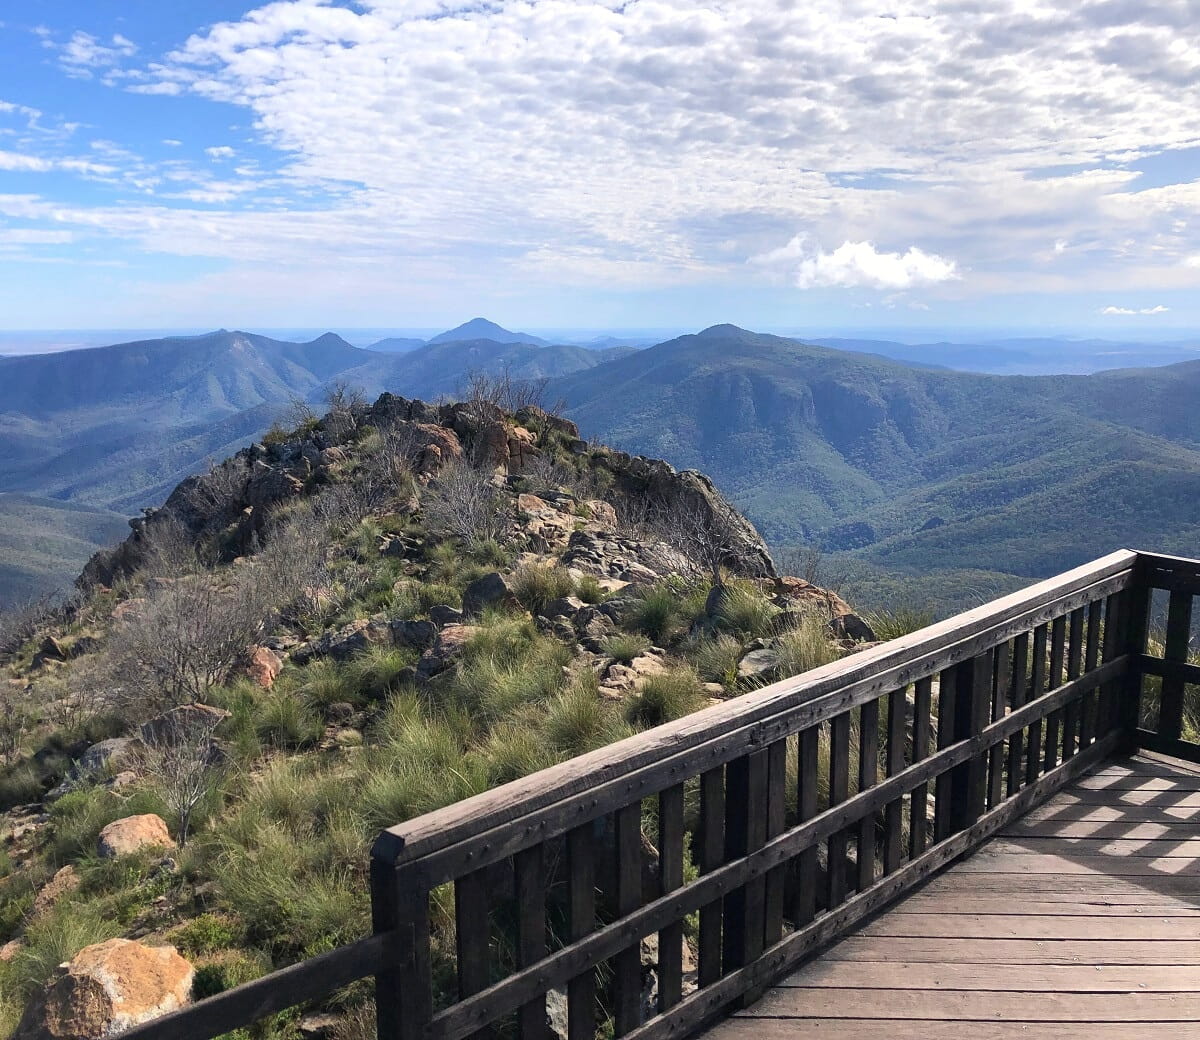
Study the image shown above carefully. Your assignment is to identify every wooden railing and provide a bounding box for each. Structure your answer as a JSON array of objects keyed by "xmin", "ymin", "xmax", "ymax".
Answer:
[{"xmin": 119, "ymin": 549, "xmax": 1200, "ymax": 1040}]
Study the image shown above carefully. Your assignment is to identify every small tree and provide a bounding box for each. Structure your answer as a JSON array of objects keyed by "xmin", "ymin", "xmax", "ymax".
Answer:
[
  {"xmin": 139, "ymin": 710, "xmax": 226, "ymax": 847},
  {"xmin": 646, "ymin": 498, "xmax": 756, "ymax": 589}
]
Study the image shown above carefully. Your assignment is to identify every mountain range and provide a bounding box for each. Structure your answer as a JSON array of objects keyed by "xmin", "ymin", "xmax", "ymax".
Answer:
[{"xmin": 2, "ymin": 318, "xmax": 1199, "ymax": 610}]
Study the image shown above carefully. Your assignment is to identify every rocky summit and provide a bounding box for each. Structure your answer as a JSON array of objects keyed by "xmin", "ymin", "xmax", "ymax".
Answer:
[{"xmin": 0, "ymin": 388, "xmax": 872, "ymax": 1039}]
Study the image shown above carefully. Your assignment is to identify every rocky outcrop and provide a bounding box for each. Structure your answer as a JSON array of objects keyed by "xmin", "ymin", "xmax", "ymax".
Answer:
[
  {"xmin": 47, "ymin": 737, "xmax": 144, "ymax": 801},
  {"xmin": 244, "ymin": 646, "xmax": 282, "ymax": 688},
  {"xmin": 462, "ymin": 572, "xmax": 519, "ymax": 617},
  {"xmin": 14, "ymin": 938, "xmax": 193, "ymax": 1040},
  {"xmin": 140, "ymin": 704, "xmax": 230, "ymax": 746},
  {"xmin": 97, "ymin": 814, "xmax": 172, "ymax": 858}
]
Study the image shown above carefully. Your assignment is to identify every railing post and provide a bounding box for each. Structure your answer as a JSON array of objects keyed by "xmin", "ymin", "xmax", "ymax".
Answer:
[
  {"xmin": 1120, "ymin": 559, "xmax": 1152, "ymax": 753},
  {"xmin": 949, "ymin": 652, "xmax": 991, "ymax": 834},
  {"xmin": 371, "ymin": 854, "xmax": 433, "ymax": 1040}
]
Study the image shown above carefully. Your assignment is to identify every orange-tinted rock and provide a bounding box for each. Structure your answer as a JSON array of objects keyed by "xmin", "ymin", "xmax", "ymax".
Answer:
[
  {"xmin": 32, "ymin": 865, "xmax": 80, "ymax": 918},
  {"xmin": 245, "ymin": 646, "xmax": 282, "ymax": 688},
  {"xmin": 96, "ymin": 814, "xmax": 172, "ymax": 858},
  {"xmin": 14, "ymin": 938, "xmax": 193, "ymax": 1040}
]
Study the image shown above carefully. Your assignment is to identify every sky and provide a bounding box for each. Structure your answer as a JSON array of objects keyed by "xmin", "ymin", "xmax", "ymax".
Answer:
[{"xmin": 2, "ymin": 0, "xmax": 1200, "ymax": 333}]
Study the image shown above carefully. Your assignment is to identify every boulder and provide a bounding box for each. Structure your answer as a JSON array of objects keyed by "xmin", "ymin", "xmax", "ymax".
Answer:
[
  {"xmin": 1, "ymin": 939, "xmax": 22, "ymax": 962},
  {"xmin": 541, "ymin": 596, "xmax": 585, "ymax": 620},
  {"xmin": 391, "ymin": 618, "xmax": 438, "ymax": 650},
  {"xmin": 462, "ymin": 572, "xmax": 519, "ymax": 617},
  {"xmin": 244, "ymin": 646, "xmax": 282, "ymax": 689},
  {"xmin": 428, "ymin": 604, "xmax": 464, "ymax": 626},
  {"xmin": 14, "ymin": 938, "xmax": 193, "ymax": 1040},
  {"xmin": 514, "ymin": 406, "xmax": 580, "ymax": 439},
  {"xmin": 47, "ymin": 737, "xmax": 145, "ymax": 801},
  {"xmin": 97, "ymin": 814, "xmax": 172, "ymax": 858},
  {"xmin": 416, "ymin": 624, "xmax": 479, "ymax": 680},
  {"xmin": 32, "ymin": 865, "xmax": 81, "ymax": 918},
  {"xmin": 295, "ymin": 618, "xmax": 393, "ymax": 661},
  {"xmin": 32, "ymin": 636, "xmax": 69, "ymax": 669},
  {"xmin": 737, "ymin": 647, "xmax": 781, "ymax": 682}
]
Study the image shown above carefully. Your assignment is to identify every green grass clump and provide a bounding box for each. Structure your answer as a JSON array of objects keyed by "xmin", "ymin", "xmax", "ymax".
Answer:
[
  {"xmin": 480, "ymin": 719, "xmax": 557, "ymax": 784},
  {"xmin": 192, "ymin": 948, "xmax": 271, "ymax": 998},
  {"xmin": 4, "ymin": 905, "xmax": 122, "ymax": 999},
  {"xmin": 344, "ymin": 646, "xmax": 416, "ymax": 701},
  {"xmin": 862, "ymin": 604, "xmax": 936, "ymax": 641},
  {"xmin": 624, "ymin": 667, "xmax": 708, "ymax": 729},
  {"xmin": 774, "ymin": 613, "xmax": 842, "ymax": 678},
  {"xmin": 715, "ymin": 584, "xmax": 778, "ymax": 639},
  {"xmin": 602, "ymin": 632, "xmax": 651, "ymax": 664},
  {"xmin": 297, "ymin": 658, "xmax": 359, "ymax": 710},
  {"xmin": 255, "ymin": 690, "xmax": 324, "ymax": 751},
  {"xmin": 510, "ymin": 562, "xmax": 576, "ymax": 615},
  {"xmin": 48, "ymin": 785, "xmax": 170, "ymax": 864},
  {"xmin": 575, "ymin": 575, "xmax": 607, "ymax": 604},
  {"xmin": 629, "ymin": 586, "xmax": 681, "ymax": 643},
  {"xmin": 541, "ymin": 678, "xmax": 629, "ymax": 757},
  {"xmin": 689, "ymin": 634, "xmax": 743, "ymax": 686}
]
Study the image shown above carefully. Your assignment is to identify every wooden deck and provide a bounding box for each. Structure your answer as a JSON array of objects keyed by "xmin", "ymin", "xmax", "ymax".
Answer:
[{"xmin": 706, "ymin": 754, "xmax": 1200, "ymax": 1040}]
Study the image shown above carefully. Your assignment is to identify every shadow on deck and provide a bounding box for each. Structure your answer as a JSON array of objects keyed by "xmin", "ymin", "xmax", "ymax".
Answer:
[{"xmin": 709, "ymin": 753, "xmax": 1200, "ymax": 1039}]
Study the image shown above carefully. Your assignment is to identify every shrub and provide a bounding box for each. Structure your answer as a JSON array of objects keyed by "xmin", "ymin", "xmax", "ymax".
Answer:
[
  {"xmin": 624, "ymin": 667, "xmax": 707, "ymax": 729},
  {"xmin": 171, "ymin": 913, "xmax": 244, "ymax": 956},
  {"xmin": 602, "ymin": 633, "xmax": 651, "ymax": 665},
  {"xmin": 192, "ymin": 948, "xmax": 270, "ymax": 998},
  {"xmin": 510, "ymin": 563, "xmax": 576, "ymax": 615},
  {"xmin": 629, "ymin": 586, "xmax": 680, "ymax": 643}
]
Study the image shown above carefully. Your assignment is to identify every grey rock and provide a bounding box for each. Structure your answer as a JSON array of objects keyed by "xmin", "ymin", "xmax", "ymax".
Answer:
[
  {"xmin": 737, "ymin": 647, "xmax": 781, "ymax": 681},
  {"xmin": 391, "ymin": 618, "xmax": 438, "ymax": 650},
  {"xmin": 429, "ymin": 604, "xmax": 464, "ymax": 626},
  {"xmin": 462, "ymin": 572, "xmax": 519, "ymax": 617}
]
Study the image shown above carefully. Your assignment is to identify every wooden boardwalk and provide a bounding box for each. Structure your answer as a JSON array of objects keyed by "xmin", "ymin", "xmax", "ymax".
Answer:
[{"xmin": 706, "ymin": 754, "xmax": 1200, "ymax": 1040}]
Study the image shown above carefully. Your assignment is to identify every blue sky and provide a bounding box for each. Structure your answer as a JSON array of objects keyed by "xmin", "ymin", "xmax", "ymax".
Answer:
[{"xmin": 2, "ymin": 1, "xmax": 1200, "ymax": 333}]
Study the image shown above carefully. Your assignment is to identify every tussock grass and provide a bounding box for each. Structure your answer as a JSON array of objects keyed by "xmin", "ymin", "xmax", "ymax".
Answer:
[
  {"xmin": 774, "ymin": 612, "xmax": 842, "ymax": 679},
  {"xmin": 542, "ymin": 677, "xmax": 628, "ymax": 757},
  {"xmin": 624, "ymin": 667, "xmax": 708, "ymax": 729},
  {"xmin": 629, "ymin": 586, "xmax": 681, "ymax": 643},
  {"xmin": 715, "ymin": 584, "xmax": 777, "ymax": 639},
  {"xmin": 344, "ymin": 645, "xmax": 416, "ymax": 701},
  {"xmin": 602, "ymin": 632, "xmax": 651, "ymax": 664},
  {"xmin": 510, "ymin": 562, "xmax": 576, "ymax": 615},
  {"xmin": 862, "ymin": 605, "xmax": 935, "ymax": 642},
  {"xmin": 689, "ymin": 634, "xmax": 743, "ymax": 686}
]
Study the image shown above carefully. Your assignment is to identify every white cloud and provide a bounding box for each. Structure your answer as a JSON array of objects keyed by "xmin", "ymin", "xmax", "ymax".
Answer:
[
  {"xmin": 1185, "ymin": 255, "xmax": 1200, "ymax": 268},
  {"xmin": 162, "ymin": 139, "xmax": 183, "ymax": 147},
  {"xmin": 754, "ymin": 237, "xmax": 959, "ymax": 290},
  {"xmin": 58, "ymin": 31, "xmax": 137, "ymax": 76},
  {"xmin": 12, "ymin": 0, "xmax": 1200, "ymax": 310},
  {"xmin": 0, "ymin": 151, "xmax": 52, "ymax": 172},
  {"xmin": 1100, "ymin": 304, "xmax": 1170, "ymax": 315},
  {"xmin": 205, "ymin": 146, "xmax": 235, "ymax": 159}
]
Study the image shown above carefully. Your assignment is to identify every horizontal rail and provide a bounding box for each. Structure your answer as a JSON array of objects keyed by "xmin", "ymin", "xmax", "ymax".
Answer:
[
  {"xmin": 117, "ymin": 934, "xmax": 387, "ymax": 1040},
  {"xmin": 426, "ymin": 657, "xmax": 1128, "ymax": 1040},
  {"xmin": 375, "ymin": 550, "xmax": 1137, "ymax": 869}
]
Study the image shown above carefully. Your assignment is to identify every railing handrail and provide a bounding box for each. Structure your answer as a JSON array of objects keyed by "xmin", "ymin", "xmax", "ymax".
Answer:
[{"xmin": 373, "ymin": 548, "xmax": 1139, "ymax": 865}]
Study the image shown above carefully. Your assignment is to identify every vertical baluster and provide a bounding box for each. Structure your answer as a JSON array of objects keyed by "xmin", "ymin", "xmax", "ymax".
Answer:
[
  {"xmin": 793, "ymin": 727, "xmax": 819, "ymax": 926},
  {"xmin": 1061, "ymin": 607, "xmax": 1085, "ymax": 759},
  {"xmin": 1159, "ymin": 589, "xmax": 1194, "ymax": 743},
  {"xmin": 950, "ymin": 652, "xmax": 992, "ymax": 833},
  {"xmin": 456, "ymin": 868, "xmax": 492, "ymax": 1033},
  {"xmin": 1025, "ymin": 624, "xmax": 1048, "ymax": 784},
  {"xmin": 657, "ymin": 784, "xmax": 684, "ymax": 1014},
  {"xmin": 910, "ymin": 677, "xmax": 933, "ymax": 857},
  {"xmin": 763, "ymin": 740, "xmax": 788, "ymax": 947},
  {"xmin": 612, "ymin": 803, "xmax": 642, "ymax": 1036},
  {"xmin": 697, "ymin": 767, "xmax": 724, "ymax": 988},
  {"xmin": 1120, "ymin": 581, "xmax": 1152, "ymax": 750},
  {"xmin": 1006, "ymin": 633, "xmax": 1029, "ymax": 797},
  {"xmin": 1098, "ymin": 593, "xmax": 1124, "ymax": 736},
  {"xmin": 566, "ymin": 824, "xmax": 595, "ymax": 1040},
  {"xmin": 515, "ymin": 846, "xmax": 547, "ymax": 1040},
  {"xmin": 371, "ymin": 860, "xmax": 432, "ymax": 1040},
  {"xmin": 723, "ymin": 751, "xmax": 768, "ymax": 974},
  {"xmin": 856, "ymin": 699, "xmax": 879, "ymax": 892},
  {"xmin": 988, "ymin": 641, "xmax": 1010, "ymax": 808},
  {"xmin": 1079, "ymin": 600, "xmax": 1102, "ymax": 749},
  {"xmin": 883, "ymin": 686, "xmax": 907, "ymax": 874},
  {"xmin": 827, "ymin": 714, "xmax": 852, "ymax": 907},
  {"xmin": 1043, "ymin": 616, "xmax": 1067, "ymax": 771},
  {"xmin": 933, "ymin": 667, "xmax": 958, "ymax": 842}
]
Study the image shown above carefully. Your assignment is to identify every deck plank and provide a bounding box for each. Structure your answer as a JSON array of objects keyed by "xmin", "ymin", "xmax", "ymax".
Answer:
[{"xmin": 699, "ymin": 754, "xmax": 1200, "ymax": 1040}]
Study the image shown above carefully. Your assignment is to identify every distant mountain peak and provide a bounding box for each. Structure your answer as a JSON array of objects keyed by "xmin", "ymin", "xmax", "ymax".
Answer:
[
  {"xmin": 429, "ymin": 318, "xmax": 547, "ymax": 346},
  {"xmin": 695, "ymin": 323, "xmax": 753, "ymax": 339},
  {"xmin": 309, "ymin": 331, "xmax": 355, "ymax": 349}
]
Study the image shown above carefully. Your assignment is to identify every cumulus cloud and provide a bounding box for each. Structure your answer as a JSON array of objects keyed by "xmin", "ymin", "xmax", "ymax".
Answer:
[
  {"xmin": 205, "ymin": 146, "xmax": 235, "ymax": 159},
  {"xmin": 11, "ymin": 0, "xmax": 1200, "ymax": 310},
  {"xmin": 754, "ymin": 237, "xmax": 959, "ymax": 290},
  {"xmin": 1100, "ymin": 304, "xmax": 1170, "ymax": 315}
]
